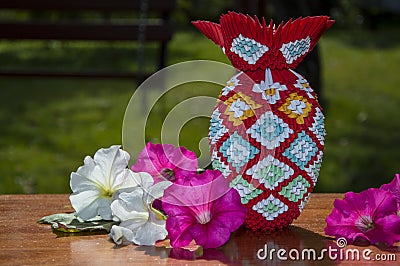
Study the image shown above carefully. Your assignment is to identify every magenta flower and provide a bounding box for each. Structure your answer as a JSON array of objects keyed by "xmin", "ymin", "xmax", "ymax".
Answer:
[
  {"xmin": 162, "ymin": 170, "xmax": 247, "ymax": 249},
  {"xmin": 132, "ymin": 142, "xmax": 198, "ymax": 183},
  {"xmin": 380, "ymin": 174, "xmax": 400, "ymax": 212},
  {"xmin": 325, "ymin": 188, "xmax": 400, "ymax": 246}
]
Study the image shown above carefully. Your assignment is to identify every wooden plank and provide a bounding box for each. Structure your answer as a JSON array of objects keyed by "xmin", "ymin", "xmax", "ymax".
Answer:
[
  {"xmin": 0, "ymin": 194, "xmax": 397, "ymax": 265},
  {"xmin": 0, "ymin": 0, "xmax": 176, "ymax": 12},
  {"xmin": 0, "ymin": 69, "xmax": 152, "ymax": 79},
  {"xmin": 0, "ymin": 22, "xmax": 174, "ymax": 41}
]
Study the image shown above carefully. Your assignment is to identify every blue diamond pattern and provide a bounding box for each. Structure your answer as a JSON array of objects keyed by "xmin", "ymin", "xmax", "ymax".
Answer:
[
  {"xmin": 230, "ymin": 34, "xmax": 268, "ymax": 65},
  {"xmin": 209, "ymin": 109, "xmax": 228, "ymax": 144},
  {"xmin": 308, "ymin": 107, "xmax": 326, "ymax": 145},
  {"xmin": 280, "ymin": 36, "xmax": 311, "ymax": 64},
  {"xmin": 252, "ymin": 194, "xmax": 288, "ymax": 221},
  {"xmin": 246, "ymin": 111, "xmax": 293, "ymax": 149},
  {"xmin": 283, "ymin": 130, "xmax": 318, "ymax": 170},
  {"xmin": 219, "ymin": 131, "xmax": 259, "ymax": 173},
  {"xmin": 211, "ymin": 150, "xmax": 232, "ymax": 178}
]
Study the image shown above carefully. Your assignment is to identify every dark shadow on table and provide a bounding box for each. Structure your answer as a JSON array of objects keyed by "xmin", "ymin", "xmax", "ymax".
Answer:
[{"xmin": 137, "ymin": 225, "xmax": 334, "ymax": 265}]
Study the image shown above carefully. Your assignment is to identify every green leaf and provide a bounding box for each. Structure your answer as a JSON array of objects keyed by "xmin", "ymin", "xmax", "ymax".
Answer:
[
  {"xmin": 39, "ymin": 213, "xmax": 77, "ymax": 225},
  {"xmin": 39, "ymin": 213, "xmax": 119, "ymax": 237}
]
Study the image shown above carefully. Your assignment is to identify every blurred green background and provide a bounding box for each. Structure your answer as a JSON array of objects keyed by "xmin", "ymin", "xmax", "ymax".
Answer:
[{"xmin": 0, "ymin": 0, "xmax": 399, "ymax": 194}]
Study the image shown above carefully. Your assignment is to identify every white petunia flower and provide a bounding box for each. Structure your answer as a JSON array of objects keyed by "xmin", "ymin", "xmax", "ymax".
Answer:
[
  {"xmin": 69, "ymin": 145, "xmax": 139, "ymax": 221},
  {"xmin": 109, "ymin": 172, "xmax": 172, "ymax": 246}
]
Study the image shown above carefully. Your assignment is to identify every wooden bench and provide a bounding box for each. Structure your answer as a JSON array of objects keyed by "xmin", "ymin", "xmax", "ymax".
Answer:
[{"xmin": 0, "ymin": 0, "xmax": 175, "ymax": 80}]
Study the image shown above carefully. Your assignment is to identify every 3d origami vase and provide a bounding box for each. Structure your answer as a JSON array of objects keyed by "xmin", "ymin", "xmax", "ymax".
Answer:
[{"xmin": 193, "ymin": 12, "xmax": 334, "ymax": 231}]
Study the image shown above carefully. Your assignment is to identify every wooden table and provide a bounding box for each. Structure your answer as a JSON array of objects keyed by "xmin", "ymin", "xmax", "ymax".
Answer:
[{"xmin": 0, "ymin": 194, "xmax": 398, "ymax": 265}]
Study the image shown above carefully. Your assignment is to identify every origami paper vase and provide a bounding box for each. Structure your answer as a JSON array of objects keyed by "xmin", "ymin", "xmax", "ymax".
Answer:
[{"xmin": 193, "ymin": 12, "xmax": 334, "ymax": 231}]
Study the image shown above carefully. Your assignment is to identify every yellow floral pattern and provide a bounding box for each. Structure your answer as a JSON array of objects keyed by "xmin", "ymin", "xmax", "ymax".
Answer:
[
  {"xmin": 224, "ymin": 92, "xmax": 262, "ymax": 126},
  {"xmin": 278, "ymin": 93, "xmax": 312, "ymax": 124}
]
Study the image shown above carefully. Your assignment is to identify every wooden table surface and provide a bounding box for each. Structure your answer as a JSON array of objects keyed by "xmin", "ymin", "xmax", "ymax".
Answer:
[{"xmin": 0, "ymin": 194, "xmax": 398, "ymax": 265}]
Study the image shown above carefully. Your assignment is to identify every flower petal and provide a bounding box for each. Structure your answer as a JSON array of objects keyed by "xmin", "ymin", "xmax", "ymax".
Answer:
[
  {"xmin": 131, "ymin": 142, "xmax": 198, "ymax": 183},
  {"xmin": 133, "ymin": 220, "xmax": 168, "ymax": 246},
  {"xmin": 370, "ymin": 189, "xmax": 398, "ymax": 220},
  {"xmin": 178, "ymin": 169, "xmax": 221, "ymax": 186},
  {"xmin": 70, "ymin": 172, "xmax": 98, "ymax": 193},
  {"xmin": 381, "ymin": 174, "xmax": 400, "ymax": 208},
  {"xmin": 380, "ymin": 174, "xmax": 400, "ymax": 194},
  {"xmin": 341, "ymin": 189, "xmax": 397, "ymax": 218},
  {"xmin": 109, "ymin": 225, "xmax": 135, "ymax": 245},
  {"xmin": 94, "ymin": 145, "xmax": 130, "ymax": 183},
  {"xmin": 111, "ymin": 169, "xmax": 140, "ymax": 191},
  {"xmin": 332, "ymin": 196, "xmax": 358, "ymax": 217},
  {"xmin": 111, "ymin": 189, "xmax": 148, "ymax": 221},
  {"xmin": 147, "ymin": 180, "xmax": 172, "ymax": 203},
  {"xmin": 163, "ymin": 171, "xmax": 230, "ymax": 207},
  {"xmin": 70, "ymin": 190, "xmax": 102, "ymax": 221},
  {"xmin": 211, "ymin": 189, "xmax": 247, "ymax": 232},
  {"xmin": 163, "ymin": 203, "xmax": 195, "ymax": 247},
  {"xmin": 96, "ymin": 197, "xmax": 114, "ymax": 220},
  {"xmin": 120, "ymin": 219, "xmax": 147, "ymax": 232},
  {"xmin": 131, "ymin": 142, "xmax": 164, "ymax": 177},
  {"xmin": 90, "ymin": 145, "xmax": 129, "ymax": 188},
  {"xmin": 132, "ymin": 172, "xmax": 155, "ymax": 190},
  {"xmin": 169, "ymin": 145, "xmax": 198, "ymax": 178},
  {"xmin": 364, "ymin": 215, "xmax": 400, "ymax": 245},
  {"xmin": 189, "ymin": 220, "xmax": 231, "ymax": 248},
  {"xmin": 70, "ymin": 156, "xmax": 97, "ymax": 192}
]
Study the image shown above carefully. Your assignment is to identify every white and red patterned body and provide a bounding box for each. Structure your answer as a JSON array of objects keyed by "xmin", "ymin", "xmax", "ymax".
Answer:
[{"xmin": 193, "ymin": 12, "xmax": 333, "ymax": 231}]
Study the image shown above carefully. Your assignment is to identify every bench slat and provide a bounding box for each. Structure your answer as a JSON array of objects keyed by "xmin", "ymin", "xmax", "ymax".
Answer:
[
  {"xmin": 0, "ymin": 0, "xmax": 175, "ymax": 79},
  {"xmin": 0, "ymin": 22, "xmax": 173, "ymax": 41},
  {"xmin": 0, "ymin": 69, "xmax": 152, "ymax": 79},
  {"xmin": 0, "ymin": 0, "xmax": 176, "ymax": 12}
]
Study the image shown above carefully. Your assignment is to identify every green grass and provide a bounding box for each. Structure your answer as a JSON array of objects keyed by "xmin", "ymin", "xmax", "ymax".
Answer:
[
  {"xmin": 319, "ymin": 28, "xmax": 400, "ymax": 191},
  {"xmin": 0, "ymin": 83, "xmax": 134, "ymax": 193},
  {"xmin": 0, "ymin": 28, "xmax": 399, "ymax": 193}
]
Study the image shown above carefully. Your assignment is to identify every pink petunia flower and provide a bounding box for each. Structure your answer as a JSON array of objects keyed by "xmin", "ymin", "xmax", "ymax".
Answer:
[
  {"xmin": 132, "ymin": 142, "xmax": 198, "ymax": 183},
  {"xmin": 162, "ymin": 170, "xmax": 247, "ymax": 249},
  {"xmin": 380, "ymin": 174, "xmax": 400, "ymax": 213},
  {"xmin": 325, "ymin": 188, "xmax": 400, "ymax": 246}
]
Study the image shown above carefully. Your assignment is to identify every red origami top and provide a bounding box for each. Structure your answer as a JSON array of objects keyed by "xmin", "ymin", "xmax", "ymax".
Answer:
[{"xmin": 192, "ymin": 12, "xmax": 334, "ymax": 72}]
